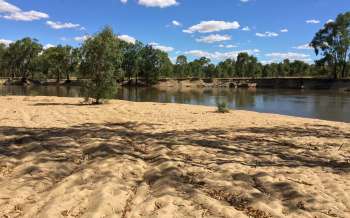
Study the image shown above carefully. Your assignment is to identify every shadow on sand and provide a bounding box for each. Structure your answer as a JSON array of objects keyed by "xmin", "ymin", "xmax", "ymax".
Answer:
[{"xmin": 0, "ymin": 122, "xmax": 349, "ymax": 217}]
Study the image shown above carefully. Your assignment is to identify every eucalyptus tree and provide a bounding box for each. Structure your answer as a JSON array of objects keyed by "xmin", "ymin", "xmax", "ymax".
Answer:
[
  {"xmin": 0, "ymin": 43, "xmax": 7, "ymax": 77},
  {"xmin": 247, "ymin": 55, "xmax": 259, "ymax": 77},
  {"xmin": 204, "ymin": 63, "xmax": 217, "ymax": 78},
  {"xmin": 65, "ymin": 47, "xmax": 81, "ymax": 82},
  {"xmin": 217, "ymin": 59, "xmax": 235, "ymax": 78},
  {"xmin": 188, "ymin": 57, "xmax": 211, "ymax": 78},
  {"xmin": 121, "ymin": 41, "xmax": 143, "ymax": 82},
  {"xmin": 80, "ymin": 27, "xmax": 123, "ymax": 104},
  {"xmin": 174, "ymin": 55, "xmax": 188, "ymax": 78},
  {"xmin": 235, "ymin": 52, "xmax": 250, "ymax": 77},
  {"xmin": 4, "ymin": 38, "xmax": 42, "ymax": 81},
  {"xmin": 158, "ymin": 51, "xmax": 173, "ymax": 78},
  {"xmin": 41, "ymin": 45, "xmax": 78, "ymax": 83},
  {"xmin": 311, "ymin": 12, "xmax": 350, "ymax": 79},
  {"xmin": 138, "ymin": 45, "xmax": 172, "ymax": 83}
]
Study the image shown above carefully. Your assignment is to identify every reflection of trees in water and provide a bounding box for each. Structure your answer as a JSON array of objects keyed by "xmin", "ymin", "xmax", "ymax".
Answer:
[
  {"xmin": 234, "ymin": 88, "xmax": 256, "ymax": 108},
  {"xmin": 310, "ymin": 93, "xmax": 350, "ymax": 121},
  {"xmin": 119, "ymin": 87, "xmax": 258, "ymax": 109},
  {"xmin": 0, "ymin": 85, "xmax": 81, "ymax": 97}
]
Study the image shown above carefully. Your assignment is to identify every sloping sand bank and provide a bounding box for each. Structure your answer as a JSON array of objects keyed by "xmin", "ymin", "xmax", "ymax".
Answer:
[{"xmin": 0, "ymin": 96, "xmax": 349, "ymax": 218}]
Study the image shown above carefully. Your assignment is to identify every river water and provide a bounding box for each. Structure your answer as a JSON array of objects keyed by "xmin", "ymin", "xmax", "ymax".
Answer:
[{"xmin": 1, "ymin": 85, "xmax": 349, "ymax": 123}]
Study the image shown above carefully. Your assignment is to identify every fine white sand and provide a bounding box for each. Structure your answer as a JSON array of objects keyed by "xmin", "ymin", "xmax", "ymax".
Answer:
[{"xmin": 0, "ymin": 96, "xmax": 349, "ymax": 218}]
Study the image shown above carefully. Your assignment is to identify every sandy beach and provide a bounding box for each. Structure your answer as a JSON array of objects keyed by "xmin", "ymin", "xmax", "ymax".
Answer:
[{"xmin": 0, "ymin": 96, "xmax": 349, "ymax": 218}]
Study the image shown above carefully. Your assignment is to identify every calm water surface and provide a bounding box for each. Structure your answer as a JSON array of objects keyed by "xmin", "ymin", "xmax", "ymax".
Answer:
[{"xmin": 1, "ymin": 85, "xmax": 349, "ymax": 123}]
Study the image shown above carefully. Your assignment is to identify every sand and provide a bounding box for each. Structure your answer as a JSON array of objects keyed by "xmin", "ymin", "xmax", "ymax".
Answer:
[{"xmin": 0, "ymin": 96, "xmax": 349, "ymax": 218}]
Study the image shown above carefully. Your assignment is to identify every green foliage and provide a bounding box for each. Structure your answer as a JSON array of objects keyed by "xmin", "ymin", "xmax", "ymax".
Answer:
[
  {"xmin": 121, "ymin": 41, "xmax": 143, "ymax": 81},
  {"xmin": 217, "ymin": 101, "xmax": 230, "ymax": 113},
  {"xmin": 174, "ymin": 55, "xmax": 188, "ymax": 78},
  {"xmin": 2, "ymin": 38, "xmax": 42, "ymax": 80},
  {"xmin": 138, "ymin": 45, "xmax": 173, "ymax": 84},
  {"xmin": 311, "ymin": 12, "xmax": 350, "ymax": 79},
  {"xmin": 40, "ymin": 45, "xmax": 79, "ymax": 82},
  {"xmin": 80, "ymin": 27, "xmax": 122, "ymax": 104}
]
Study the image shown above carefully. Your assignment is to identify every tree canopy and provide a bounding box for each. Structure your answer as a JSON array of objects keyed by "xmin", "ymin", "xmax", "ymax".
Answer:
[{"xmin": 311, "ymin": 12, "xmax": 350, "ymax": 79}]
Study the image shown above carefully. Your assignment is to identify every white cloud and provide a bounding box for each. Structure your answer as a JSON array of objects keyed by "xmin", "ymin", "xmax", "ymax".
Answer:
[
  {"xmin": 138, "ymin": 0, "xmax": 178, "ymax": 8},
  {"xmin": 0, "ymin": 38, "xmax": 12, "ymax": 46},
  {"xmin": 172, "ymin": 20, "xmax": 181, "ymax": 26},
  {"xmin": 44, "ymin": 44, "xmax": 55, "ymax": 49},
  {"xmin": 149, "ymin": 42, "xmax": 174, "ymax": 52},
  {"xmin": 0, "ymin": 0, "xmax": 48, "ymax": 21},
  {"xmin": 242, "ymin": 26, "xmax": 250, "ymax": 31},
  {"xmin": 118, "ymin": 34, "xmax": 136, "ymax": 44},
  {"xmin": 219, "ymin": 44, "xmax": 237, "ymax": 48},
  {"xmin": 0, "ymin": 0, "xmax": 19, "ymax": 13},
  {"xmin": 183, "ymin": 20, "xmax": 240, "ymax": 33},
  {"xmin": 306, "ymin": 19, "xmax": 320, "ymax": 24},
  {"xmin": 46, "ymin": 20, "xmax": 82, "ymax": 30},
  {"xmin": 121, "ymin": 0, "xmax": 128, "ymax": 4},
  {"xmin": 280, "ymin": 28, "xmax": 288, "ymax": 33},
  {"xmin": 240, "ymin": 0, "xmax": 250, "ymax": 2},
  {"xmin": 196, "ymin": 34, "xmax": 231, "ymax": 43},
  {"xmin": 256, "ymin": 32, "xmax": 279, "ymax": 38},
  {"xmin": 184, "ymin": 49, "xmax": 260, "ymax": 61},
  {"xmin": 265, "ymin": 52, "xmax": 311, "ymax": 62},
  {"xmin": 3, "ymin": 10, "xmax": 48, "ymax": 21},
  {"xmin": 74, "ymin": 35, "xmax": 90, "ymax": 42},
  {"xmin": 293, "ymin": 43, "xmax": 313, "ymax": 50}
]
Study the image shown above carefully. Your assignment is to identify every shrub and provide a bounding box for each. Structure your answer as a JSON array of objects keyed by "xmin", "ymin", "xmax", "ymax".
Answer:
[{"xmin": 217, "ymin": 101, "xmax": 230, "ymax": 113}]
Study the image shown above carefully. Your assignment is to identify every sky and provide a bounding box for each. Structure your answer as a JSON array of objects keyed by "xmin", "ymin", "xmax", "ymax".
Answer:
[{"xmin": 0, "ymin": 0, "xmax": 349, "ymax": 64}]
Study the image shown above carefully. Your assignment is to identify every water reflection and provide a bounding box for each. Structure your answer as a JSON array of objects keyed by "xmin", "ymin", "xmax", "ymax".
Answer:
[{"xmin": 1, "ymin": 85, "xmax": 349, "ymax": 123}]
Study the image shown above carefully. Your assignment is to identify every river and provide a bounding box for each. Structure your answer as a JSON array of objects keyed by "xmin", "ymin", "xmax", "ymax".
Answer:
[{"xmin": 1, "ymin": 85, "xmax": 349, "ymax": 123}]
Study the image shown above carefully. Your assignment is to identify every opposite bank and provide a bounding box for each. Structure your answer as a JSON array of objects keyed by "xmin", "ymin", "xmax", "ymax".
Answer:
[{"xmin": 1, "ymin": 77, "xmax": 350, "ymax": 91}]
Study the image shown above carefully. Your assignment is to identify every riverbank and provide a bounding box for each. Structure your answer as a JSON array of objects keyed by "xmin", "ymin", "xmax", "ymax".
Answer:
[
  {"xmin": 0, "ymin": 96, "xmax": 349, "ymax": 217},
  {"xmin": 2, "ymin": 77, "xmax": 350, "ymax": 91}
]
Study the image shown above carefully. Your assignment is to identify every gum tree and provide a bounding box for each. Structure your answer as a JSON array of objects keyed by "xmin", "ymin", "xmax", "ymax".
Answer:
[
  {"xmin": 311, "ymin": 12, "xmax": 350, "ymax": 79},
  {"xmin": 80, "ymin": 27, "xmax": 123, "ymax": 104}
]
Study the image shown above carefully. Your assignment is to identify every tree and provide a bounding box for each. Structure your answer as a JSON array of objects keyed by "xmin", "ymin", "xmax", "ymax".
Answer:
[
  {"xmin": 3, "ymin": 38, "xmax": 42, "ymax": 82},
  {"xmin": 188, "ymin": 57, "xmax": 210, "ymax": 78},
  {"xmin": 174, "ymin": 55, "xmax": 188, "ymax": 78},
  {"xmin": 247, "ymin": 55, "xmax": 259, "ymax": 78},
  {"xmin": 41, "ymin": 45, "xmax": 79, "ymax": 83},
  {"xmin": 159, "ymin": 51, "xmax": 173, "ymax": 78},
  {"xmin": 80, "ymin": 27, "xmax": 123, "ymax": 104},
  {"xmin": 121, "ymin": 41, "xmax": 143, "ymax": 82},
  {"xmin": 235, "ymin": 52, "xmax": 249, "ymax": 77},
  {"xmin": 0, "ymin": 43, "xmax": 7, "ymax": 77},
  {"xmin": 311, "ymin": 12, "xmax": 350, "ymax": 79},
  {"xmin": 282, "ymin": 59, "xmax": 291, "ymax": 77},
  {"xmin": 217, "ymin": 59, "xmax": 235, "ymax": 78},
  {"xmin": 138, "ymin": 45, "xmax": 170, "ymax": 84}
]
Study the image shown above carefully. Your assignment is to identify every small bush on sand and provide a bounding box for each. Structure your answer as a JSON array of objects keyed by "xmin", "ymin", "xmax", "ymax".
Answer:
[{"xmin": 217, "ymin": 102, "xmax": 230, "ymax": 113}]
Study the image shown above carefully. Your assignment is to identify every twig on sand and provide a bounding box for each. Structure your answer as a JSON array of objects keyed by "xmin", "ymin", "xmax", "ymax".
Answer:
[{"xmin": 338, "ymin": 144, "xmax": 344, "ymax": 151}]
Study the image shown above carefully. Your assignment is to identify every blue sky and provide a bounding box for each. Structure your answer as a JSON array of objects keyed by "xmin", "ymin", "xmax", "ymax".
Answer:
[{"xmin": 0, "ymin": 0, "xmax": 349, "ymax": 64}]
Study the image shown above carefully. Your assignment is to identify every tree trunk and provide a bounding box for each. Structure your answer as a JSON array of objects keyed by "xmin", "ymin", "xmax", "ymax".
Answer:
[
  {"xmin": 341, "ymin": 63, "xmax": 347, "ymax": 78},
  {"xmin": 333, "ymin": 63, "xmax": 338, "ymax": 79},
  {"xmin": 56, "ymin": 73, "xmax": 61, "ymax": 84}
]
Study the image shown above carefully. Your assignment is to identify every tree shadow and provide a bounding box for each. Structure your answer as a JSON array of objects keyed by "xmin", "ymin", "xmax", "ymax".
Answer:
[{"xmin": 0, "ymin": 122, "xmax": 349, "ymax": 216}]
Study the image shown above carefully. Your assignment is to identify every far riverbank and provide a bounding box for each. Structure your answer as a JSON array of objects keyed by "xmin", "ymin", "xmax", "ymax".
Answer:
[{"xmin": 1, "ymin": 77, "xmax": 350, "ymax": 91}]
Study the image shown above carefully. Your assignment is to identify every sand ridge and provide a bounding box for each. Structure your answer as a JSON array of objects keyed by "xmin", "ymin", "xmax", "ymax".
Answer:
[{"xmin": 0, "ymin": 96, "xmax": 349, "ymax": 218}]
